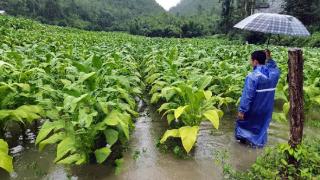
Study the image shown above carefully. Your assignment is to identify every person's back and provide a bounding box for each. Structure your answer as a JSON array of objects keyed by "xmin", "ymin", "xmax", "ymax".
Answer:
[
  {"xmin": 235, "ymin": 50, "xmax": 280, "ymax": 147},
  {"xmin": 266, "ymin": 49, "xmax": 281, "ymax": 88}
]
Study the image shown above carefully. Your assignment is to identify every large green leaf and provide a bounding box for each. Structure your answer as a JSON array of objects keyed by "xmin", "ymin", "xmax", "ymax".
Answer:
[
  {"xmin": 167, "ymin": 113, "xmax": 175, "ymax": 125},
  {"xmin": 95, "ymin": 147, "xmax": 111, "ymax": 164},
  {"xmin": 12, "ymin": 83, "xmax": 30, "ymax": 92},
  {"xmin": 150, "ymin": 93, "xmax": 161, "ymax": 104},
  {"xmin": 36, "ymin": 121, "xmax": 64, "ymax": 145},
  {"xmin": 0, "ymin": 105, "xmax": 43, "ymax": 123},
  {"xmin": 0, "ymin": 151, "xmax": 13, "ymax": 173},
  {"xmin": 161, "ymin": 87, "xmax": 181, "ymax": 101},
  {"xmin": 78, "ymin": 72, "xmax": 96, "ymax": 84},
  {"xmin": 198, "ymin": 76, "xmax": 212, "ymax": 90},
  {"xmin": 104, "ymin": 110, "xmax": 131, "ymax": 140},
  {"xmin": 283, "ymin": 102, "xmax": 290, "ymax": 115},
  {"xmin": 272, "ymin": 112, "xmax": 287, "ymax": 122},
  {"xmin": 203, "ymin": 110, "xmax": 220, "ymax": 129},
  {"xmin": 104, "ymin": 129, "xmax": 119, "ymax": 146},
  {"xmin": 118, "ymin": 120, "xmax": 130, "ymax": 140},
  {"xmin": 39, "ymin": 132, "xmax": 65, "ymax": 152},
  {"xmin": 0, "ymin": 60, "xmax": 14, "ymax": 69},
  {"xmin": 158, "ymin": 103, "xmax": 173, "ymax": 113},
  {"xmin": 0, "ymin": 111, "xmax": 10, "ymax": 121},
  {"xmin": 179, "ymin": 126, "xmax": 199, "ymax": 153},
  {"xmin": 146, "ymin": 73, "xmax": 161, "ymax": 84},
  {"xmin": 0, "ymin": 139, "xmax": 13, "ymax": 173},
  {"xmin": 56, "ymin": 153, "xmax": 81, "ymax": 165},
  {"xmin": 54, "ymin": 137, "xmax": 76, "ymax": 162},
  {"xmin": 0, "ymin": 139, "xmax": 9, "ymax": 154},
  {"xmin": 104, "ymin": 110, "xmax": 122, "ymax": 126},
  {"xmin": 78, "ymin": 108, "xmax": 97, "ymax": 128},
  {"xmin": 314, "ymin": 96, "xmax": 320, "ymax": 105},
  {"xmin": 63, "ymin": 94, "xmax": 88, "ymax": 113},
  {"xmin": 160, "ymin": 129, "xmax": 180, "ymax": 143},
  {"xmin": 115, "ymin": 158, "xmax": 124, "ymax": 175},
  {"xmin": 203, "ymin": 90, "xmax": 212, "ymax": 100},
  {"xmin": 174, "ymin": 105, "xmax": 189, "ymax": 120}
]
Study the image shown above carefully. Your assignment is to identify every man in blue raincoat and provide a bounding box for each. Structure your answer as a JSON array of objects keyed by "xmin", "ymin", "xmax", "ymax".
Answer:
[{"xmin": 235, "ymin": 50, "xmax": 280, "ymax": 147}]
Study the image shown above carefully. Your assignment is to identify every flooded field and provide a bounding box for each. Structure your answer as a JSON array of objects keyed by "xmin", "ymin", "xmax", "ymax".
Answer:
[{"xmin": 1, "ymin": 102, "xmax": 318, "ymax": 180}]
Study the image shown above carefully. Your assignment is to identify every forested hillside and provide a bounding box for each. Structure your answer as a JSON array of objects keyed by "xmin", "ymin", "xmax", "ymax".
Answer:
[
  {"xmin": 0, "ymin": 0, "xmax": 165, "ymax": 31},
  {"xmin": 170, "ymin": 0, "xmax": 221, "ymax": 17},
  {"xmin": 0, "ymin": 0, "xmax": 319, "ymax": 42}
]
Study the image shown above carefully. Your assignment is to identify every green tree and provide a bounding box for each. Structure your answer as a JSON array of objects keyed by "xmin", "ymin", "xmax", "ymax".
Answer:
[
  {"xmin": 41, "ymin": 0, "xmax": 63, "ymax": 21},
  {"xmin": 283, "ymin": 0, "xmax": 320, "ymax": 26}
]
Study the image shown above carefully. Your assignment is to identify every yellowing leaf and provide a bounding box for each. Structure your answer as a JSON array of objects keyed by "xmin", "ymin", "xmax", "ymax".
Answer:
[
  {"xmin": 178, "ymin": 126, "xmax": 199, "ymax": 153},
  {"xmin": 283, "ymin": 102, "xmax": 290, "ymax": 115},
  {"xmin": 160, "ymin": 129, "xmax": 180, "ymax": 143},
  {"xmin": 0, "ymin": 139, "xmax": 13, "ymax": 173},
  {"xmin": 167, "ymin": 113, "xmax": 175, "ymax": 125},
  {"xmin": 203, "ymin": 110, "xmax": 220, "ymax": 129},
  {"xmin": 216, "ymin": 109, "xmax": 224, "ymax": 119},
  {"xmin": 56, "ymin": 154, "xmax": 81, "ymax": 165},
  {"xmin": 174, "ymin": 105, "xmax": 189, "ymax": 120},
  {"xmin": 0, "ymin": 139, "xmax": 9, "ymax": 154},
  {"xmin": 203, "ymin": 91, "xmax": 212, "ymax": 100},
  {"xmin": 0, "ymin": 151, "xmax": 13, "ymax": 173}
]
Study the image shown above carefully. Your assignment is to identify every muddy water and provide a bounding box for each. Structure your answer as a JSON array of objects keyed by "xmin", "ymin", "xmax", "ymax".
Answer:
[{"xmin": 1, "ymin": 103, "xmax": 318, "ymax": 180}]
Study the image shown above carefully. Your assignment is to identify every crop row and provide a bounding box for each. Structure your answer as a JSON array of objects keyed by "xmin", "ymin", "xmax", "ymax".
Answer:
[{"xmin": 0, "ymin": 17, "xmax": 143, "ymax": 172}]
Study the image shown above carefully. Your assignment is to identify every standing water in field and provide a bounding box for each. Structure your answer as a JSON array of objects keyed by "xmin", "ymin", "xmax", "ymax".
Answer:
[{"xmin": 0, "ymin": 100, "xmax": 318, "ymax": 180}]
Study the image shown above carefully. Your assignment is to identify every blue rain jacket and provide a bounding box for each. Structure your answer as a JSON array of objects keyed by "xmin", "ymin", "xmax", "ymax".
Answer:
[{"xmin": 235, "ymin": 60, "xmax": 280, "ymax": 147}]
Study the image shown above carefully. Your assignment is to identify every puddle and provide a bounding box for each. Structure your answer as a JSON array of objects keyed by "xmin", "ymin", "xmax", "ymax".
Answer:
[{"xmin": 0, "ymin": 102, "xmax": 318, "ymax": 180}]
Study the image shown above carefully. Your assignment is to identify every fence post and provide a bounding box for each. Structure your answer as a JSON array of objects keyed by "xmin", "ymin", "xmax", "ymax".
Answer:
[{"xmin": 288, "ymin": 48, "xmax": 304, "ymax": 148}]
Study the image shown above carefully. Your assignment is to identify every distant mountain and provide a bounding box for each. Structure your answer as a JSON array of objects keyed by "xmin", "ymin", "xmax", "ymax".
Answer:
[
  {"xmin": 0, "ymin": 0, "xmax": 165, "ymax": 31},
  {"xmin": 169, "ymin": 0, "xmax": 221, "ymax": 17}
]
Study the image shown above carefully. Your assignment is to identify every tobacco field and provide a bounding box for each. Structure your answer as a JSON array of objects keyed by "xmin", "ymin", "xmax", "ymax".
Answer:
[{"xmin": 0, "ymin": 16, "xmax": 320, "ymax": 178}]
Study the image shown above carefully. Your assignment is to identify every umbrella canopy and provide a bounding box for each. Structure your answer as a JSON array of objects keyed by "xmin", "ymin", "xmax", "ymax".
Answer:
[{"xmin": 234, "ymin": 13, "xmax": 310, "ymax": 36}]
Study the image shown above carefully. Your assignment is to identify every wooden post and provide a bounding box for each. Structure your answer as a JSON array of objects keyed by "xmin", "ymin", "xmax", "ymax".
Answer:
[{"xmin": 288, "ymin": 48, "xmax": 304, "ymax": 148}]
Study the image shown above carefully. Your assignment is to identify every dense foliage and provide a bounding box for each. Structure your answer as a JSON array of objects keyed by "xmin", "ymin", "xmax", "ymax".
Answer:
[
  {"xmin": 222, "ymin": 138, "xmax": 320, "ymax": 179},
  {"xmin": 0, "ymin": 16, "xmax": 143, "ymax": 169},
  {"xmin": 0, "ymin": 16, "xmax": 319, "ymax": 178}
]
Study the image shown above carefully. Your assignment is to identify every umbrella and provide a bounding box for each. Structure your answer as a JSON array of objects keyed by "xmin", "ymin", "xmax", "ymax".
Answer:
[{"xmin": 234, "ymin": 13, "xmax": 310, "ymax": 46}]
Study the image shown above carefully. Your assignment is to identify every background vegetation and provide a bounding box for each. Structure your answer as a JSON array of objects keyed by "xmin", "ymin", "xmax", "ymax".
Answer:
[{"xmin": 0, "ymin": 0, "xmax": 319, "ymax": 44}]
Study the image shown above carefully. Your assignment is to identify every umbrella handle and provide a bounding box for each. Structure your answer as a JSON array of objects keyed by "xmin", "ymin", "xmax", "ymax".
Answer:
[{"xmin": 267, "ymin": 34, "xmax": 271, "ymax": 48}]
